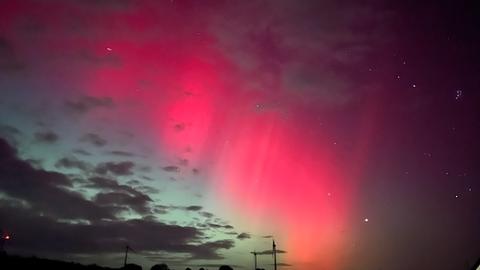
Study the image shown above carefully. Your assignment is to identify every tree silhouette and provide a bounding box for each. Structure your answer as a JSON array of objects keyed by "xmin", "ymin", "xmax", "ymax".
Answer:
[{"xmin": 151, "ymin": 263, "xmax": 169, "ymax": 270}]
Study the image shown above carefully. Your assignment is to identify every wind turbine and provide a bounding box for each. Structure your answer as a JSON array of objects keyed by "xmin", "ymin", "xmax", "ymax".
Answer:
[
  {"xmin": 124, "ymin": 245, "xmax": 137, "ymax": 267},
  {"xmin": 250, "ymin": 251, "xmax": 258, "ymax": 270},
  {"xmin": 272, "ymin": 240, "xmax": 277, "ymax": 270}
]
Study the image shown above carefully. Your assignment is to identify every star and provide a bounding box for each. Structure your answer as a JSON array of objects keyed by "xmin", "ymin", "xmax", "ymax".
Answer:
[
  {"xmin": 412, "ymin": 84, "xmax": 416, "ymax": 88},
  {"xmin": 455, "ymin": 90, "xmax": 463, "ymax": 100},
  {"xmin": 106, "ymin": 47, "xmax": 113, "ymax": 52},
  {"xmin": 364, "ymin": 218, "xmax": 369, "ymax": 223}
]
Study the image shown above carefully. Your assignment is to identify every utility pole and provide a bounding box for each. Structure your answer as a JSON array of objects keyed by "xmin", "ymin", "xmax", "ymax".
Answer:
[
  {"xmin": 272, "ymin": 240, "xmax": 277, "ymax": 270},
  {"xmin": 124, "ymin": 245, "xmax": 130, "ymax": 267},
  {"xmin": 250, "ymin": 251, "xmax": 258, "ymax": 270}
]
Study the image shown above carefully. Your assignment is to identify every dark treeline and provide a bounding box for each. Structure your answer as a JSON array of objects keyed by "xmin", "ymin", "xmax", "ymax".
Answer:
[{"xmin": 0, "ymin": 254, "xmax": 235, "ymax": 270}]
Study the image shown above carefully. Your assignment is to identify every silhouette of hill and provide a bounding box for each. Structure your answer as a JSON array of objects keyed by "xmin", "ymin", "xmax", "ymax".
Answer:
[
  {"xmin": 0, "ymin": 254, "xmax": 118, "ymax": 270},
  {"xmin": 0, "ymin": 254, "xmax": 239, "ymax": 270}
]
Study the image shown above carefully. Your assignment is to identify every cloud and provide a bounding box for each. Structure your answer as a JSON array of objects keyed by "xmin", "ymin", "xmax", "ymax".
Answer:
[
  {"xmin": 95, "ymin": 161, "xmax": 135, "ymax": 176},
  {"xmin": 184, "ymin": 205, "xmax": 203, "ymax": 211},
  {"xmin": 174, "ymin": 123, "xmax": 186, "ymax": 132},
  {"xmin": 85, "ymin": 176, "xmax": 157, "ymax": 213},
  {"xmin": 80, "ymin": 133, "xmax": 107, "ymax": 147},
  {"xmin": 162, "ymin": 165, "xmax": 180, "ymax": 173},
  {"xmin": 0, "ymin": 137, "xmax": 237, "ymax": 260},
  {"xmin": 187, "ymin": 240, "xmax": 235, "ymax": 260},
  {"xmin": 126, "ymin": 179, "xmax": 141, "ymax": 185},
  {"xmin": 55, "ymin": 157, "xmax": 91, "ymax": 171},
  {"xmin": 73, "ymin": 148, "xmax": 92, "ymax": 156},
  {"xmin": 86, "ymin": 176, "xmax": 143, "ymax": 196},
  {"xmin": 153, "ymin": 205, "xmax": 170, "ymax": 215},
  {"xmin": 93, "ymin": 191, "xmax": 151, "ymax": 215},
  {"xmin": 0, "ymin": 124, "xmax": 21, "ymax": 145},
  {"xmin": 34, "ymin": 131, "xmax": 59, "ymax": 143},
  {"xmin": 136, "ymin": 185, "xmax": 160, "ymax": 194},
  {"xmin": 108, "ymin": 150, "xmax": 135, "ymax": 157},
  {"xmin": 208, "ymin": 223, "xmax": 234, "ymax": 230},
  {"xmin": 236, "ymin": 232, "xmax": 251, "ymax": 240},
  {"xmin": 0, "ymin": 204, "xmax": 202, "ymax": 254},
  {"xmin": 65, "ymin": 96, "xmax": 114, "ymax": 114},
  {"xmin": 0, "ymin": 124, "xmax": 20, "ymax": 135},
  {"xmin": 0, "ymin": 137, "xmax": 115, "ymax": 221},
  {"xmin": 209, "ymin": 0, "xmax": 391, "ymax": 108},
  {"xmin": 199, "ymin": 211, "xmax": 214, "ymax": 218}
]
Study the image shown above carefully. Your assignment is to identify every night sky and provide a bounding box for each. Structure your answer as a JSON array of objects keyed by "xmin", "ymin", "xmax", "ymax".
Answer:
[{"xmin": 1, "ymin": 1, "xmax": 479, "ymax": 269}]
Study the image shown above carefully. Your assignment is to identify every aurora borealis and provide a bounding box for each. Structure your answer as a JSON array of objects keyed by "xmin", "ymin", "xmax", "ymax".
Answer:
[{"xmin": 1, "ymin": 1, "xmax": 479, "ymax": 269}]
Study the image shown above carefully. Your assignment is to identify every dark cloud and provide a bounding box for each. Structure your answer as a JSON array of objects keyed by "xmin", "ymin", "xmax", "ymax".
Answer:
[
  {"xmin": 174, "ymin": 123, "xmax": 185, "ymax": 132},
  {"xmin": 0, "ymin": 204, "xmax": 201, "ymax": 255},
  {"xmin": 73, "ymin": 148, "xmax": 92, "ymax": 156},
  {"xmin": 137, "ymin": 185, "xmax": 160, "ymax": 194},
  {"xmin": 109, "ymin": 150, "xmax": 135, "ymax": 157},
  {"xmin": 95, "ymin": 161, "xmax": 135, "ymax": 176},
  {"xmin": 0, "ymin": 137, "xmax": 236, "ymax": 261},
  {"xmin": 0, "ymin": 124, "xmax": 21, "ymax": 145},
  {"xmin": 65, "ymin": 96, "xmax": 114, "ymax": 114},
  {"xmin": 80, "ymin": 133, "xmax": 107, "ymax": 147},
  {"xmin": 192, "ymin": 168, "xmax": 200, "ymax": 175},
  {"xmin": 162, "ymin": 165, "xmax": 180, "ymax": 173},
  {"xmin": 187, "ymin": 239, "xmax": 235, "ymax": 260},
  {"xmin": 139, "ymin": 165, "xmax": 151, "ymax": 172},
  {"xmin": 208, "ymin": 223, "xmax": 234, "ymax": 230},
  {"xmin": 0, "ymin": 137, "xmax": 115, "ymax": 221},
  {"xmin": 86, "ymin": 176, "xmax": 158, "ymax": 213},
  {"xmin": 0, "ymin": 124, "xmax": 20, "ymax": 135},
  {"xmin": 126, "ymin": 179, "xmax": 141, "ymax": 185},
  {"xmin": 153, "ymin": 205, "xmax": 170, "ymax": 215},
  {"xmin": 87, "ymin": 176, "xmax": 142, "ymax": 195},
  {"xmin": 34, "ymin": 131, "xmax": 59, "ymax": 143},
  {"xmin": 262, "ymin": 235, "xmax": 273, "ymax": 238},
  {"xmin": 185, "ymin": 205, "xmax": 203, "ymax": 211},
  {"xmin": 236, "ymin": 232, "xmax": 251, "ymax": 240},
  {"xmin": 93, "ymin": 191, "xmax": 151, "ymax": 215},
  {"xmin": 55, "ymin": 157, "xmax": 91, "ymax": 171},
  {"xmin": 142, "ymin": 175, "xmax": 154, "ymax": 181},
  {"xmin": 199, "ymin": 211, "xmax": 214, "ymax": 218}
]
